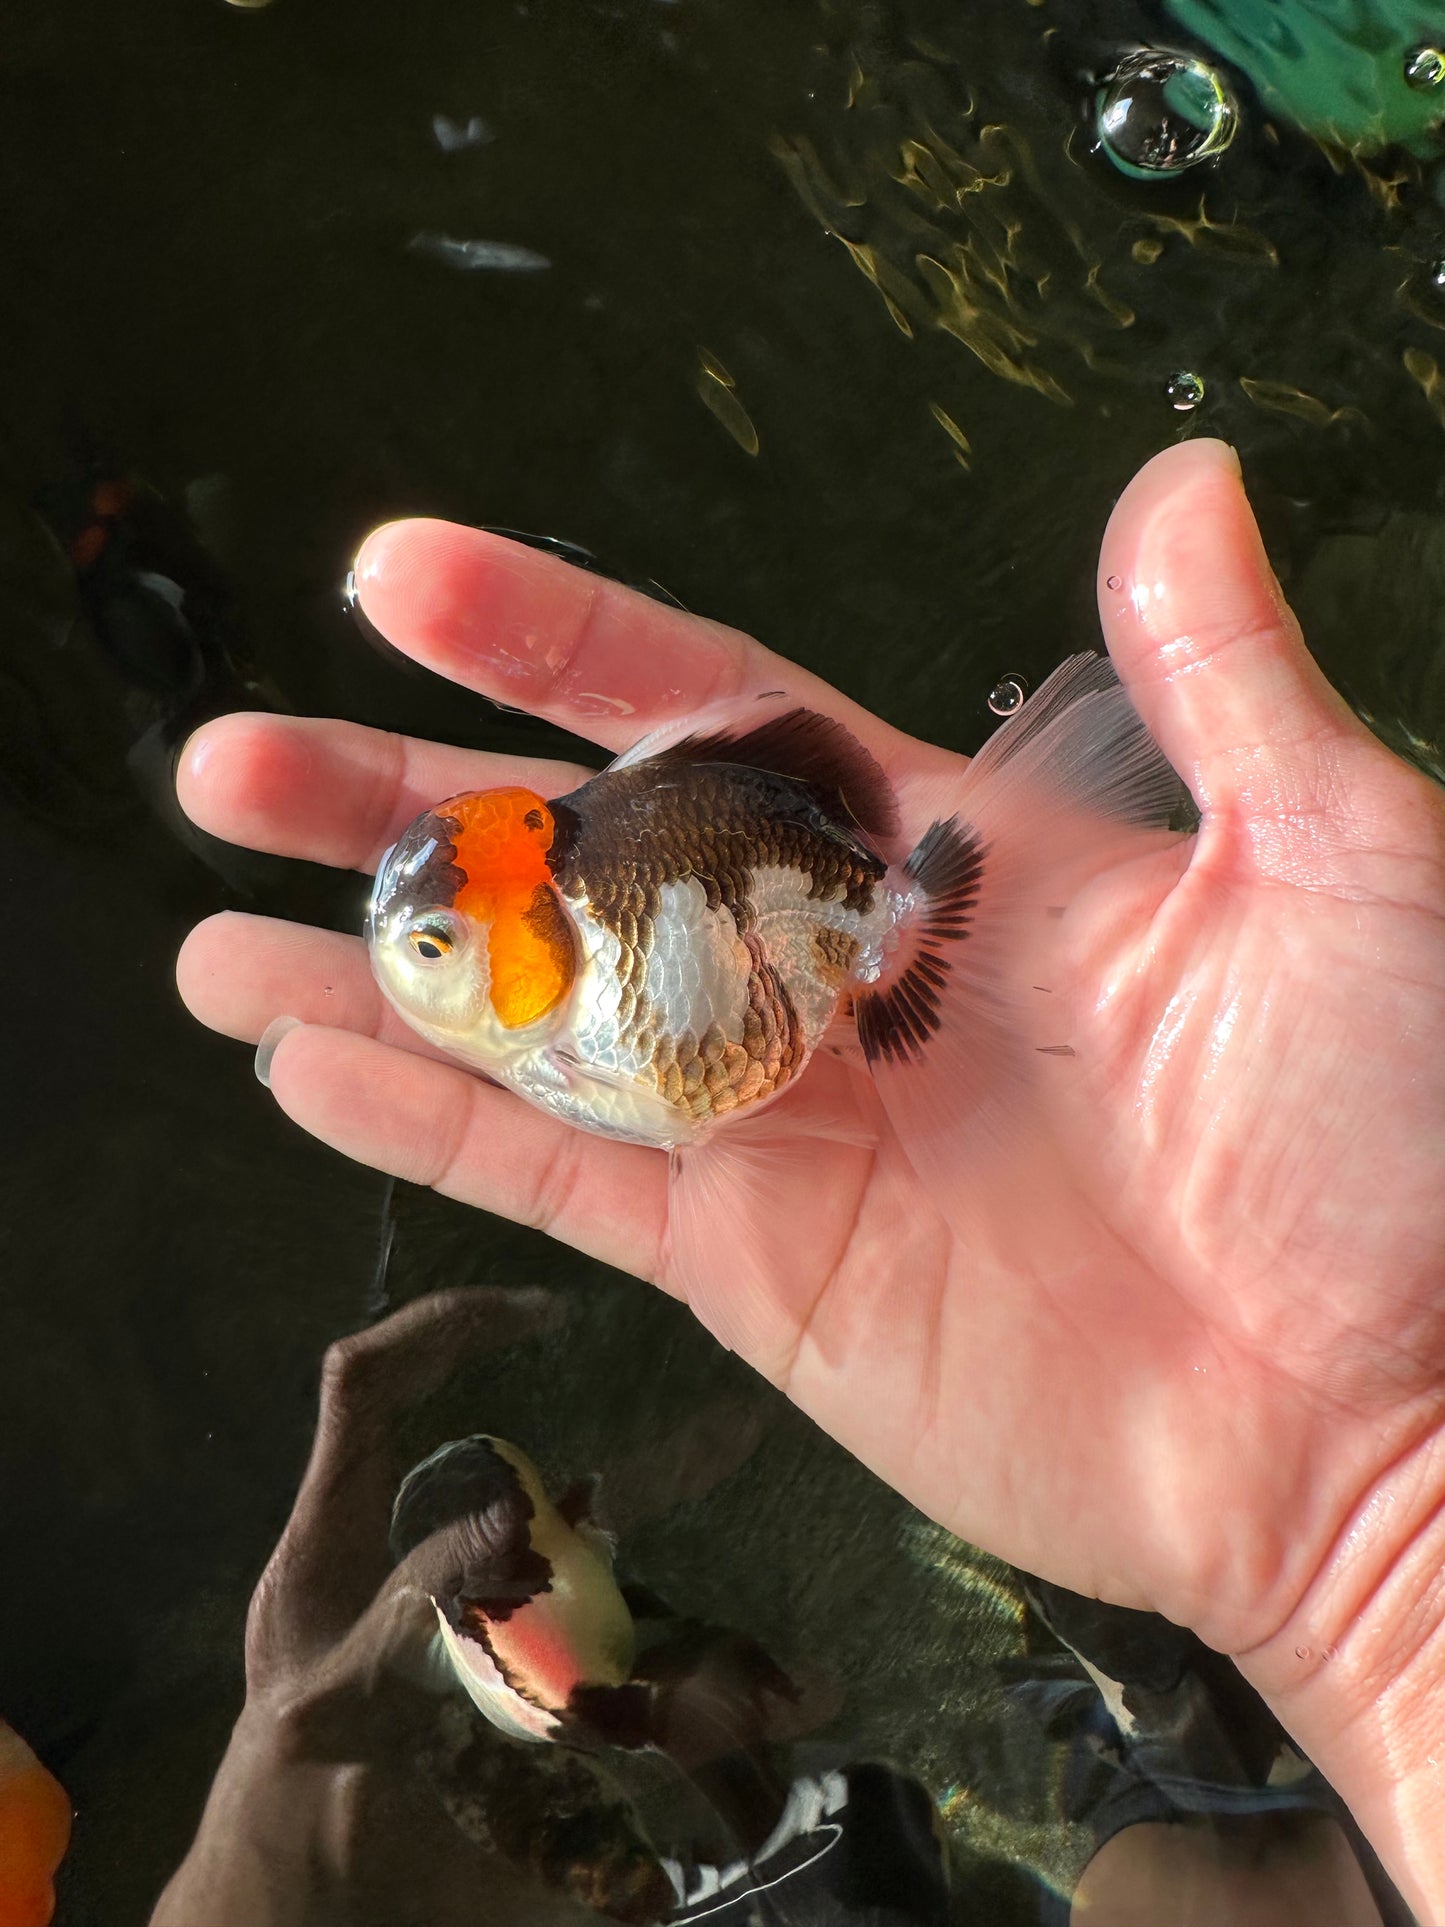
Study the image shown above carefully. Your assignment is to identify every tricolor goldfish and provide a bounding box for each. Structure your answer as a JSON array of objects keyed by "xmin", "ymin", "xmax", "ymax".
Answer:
[
  {"xmin": 390, "ymin": 1436, "xmax": 636, "ymax": 1746},
  {"xmin": 0, "ymin": 1721, "xmax": 70, "ymax": 1927},
  {"xmin": 367, "ymin": 656, "xmax": 1180, "ymax": 1213}
]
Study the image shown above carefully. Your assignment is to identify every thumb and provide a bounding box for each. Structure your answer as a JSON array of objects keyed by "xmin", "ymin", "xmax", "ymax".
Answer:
[{"xmin": 1097, "ymin": 440, "xmax": 1365, "ymax": 829}]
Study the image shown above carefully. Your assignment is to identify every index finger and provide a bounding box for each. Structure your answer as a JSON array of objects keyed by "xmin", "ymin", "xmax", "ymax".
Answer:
[{"xmin": 352, "ymin": 519, "xmax": 932, "ymax": 772}]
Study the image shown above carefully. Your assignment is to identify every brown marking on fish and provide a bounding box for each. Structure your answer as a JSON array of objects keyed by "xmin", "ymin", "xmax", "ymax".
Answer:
[
  {"xmin": 543, "ymin": 757, "xmax": 883, "ymax": 1123},
  {"xmin": 399, "ymin": 808, "xmax": 469, "ymax": 909},
  {"xmin": 644, "ymin": 937, "xmax": 806, "ymax": 1122},
  {"xmin": 549, "ymin": 762, "xmax": 884, "ymax": 932},
  {"xmin": 812, "ymin": 925, "xmax": 860, "ymax": 984}
]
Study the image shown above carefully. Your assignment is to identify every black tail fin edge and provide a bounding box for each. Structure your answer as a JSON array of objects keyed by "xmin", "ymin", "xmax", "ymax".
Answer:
[{"xmin": 855, "ymin": 819, "xmax": 986, "ymax": 1067}]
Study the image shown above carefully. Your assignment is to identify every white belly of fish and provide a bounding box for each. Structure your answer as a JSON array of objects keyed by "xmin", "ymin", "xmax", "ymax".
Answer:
[{"xmin": 498, "ymin": 867, "xmax": 896, "ymax": 1149}]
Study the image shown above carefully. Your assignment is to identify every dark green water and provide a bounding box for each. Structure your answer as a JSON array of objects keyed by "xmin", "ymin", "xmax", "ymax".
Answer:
[{"xmin": 1, "ymin": 0, "xmax": 1442, "ymax": 1919}]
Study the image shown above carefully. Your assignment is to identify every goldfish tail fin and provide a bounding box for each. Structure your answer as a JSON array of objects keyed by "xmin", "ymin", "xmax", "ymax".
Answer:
[
  {"xmin": 662, "ymin": 1055, "xmax": 879, "ymax": 1368},
  {"xmin": 857, "ymin": 652, "xmax": 1185, "ymax": 1236}
]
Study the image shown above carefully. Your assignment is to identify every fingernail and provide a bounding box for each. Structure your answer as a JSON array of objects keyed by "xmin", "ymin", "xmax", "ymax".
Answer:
[
  {"xmin": 256, "ymin": 1015, "xmax": 304, "ymax": 1088},
  {"xmin": 1189, "ymin": 436, "xmax": 1242, "ymax": 477},
  {"xmin": 179, "ymin": 727, "xmax": 213, "ymax": 784},
  {"xmin": 352, "ymin": 521, "xmax": 407, "ymax": 590}
]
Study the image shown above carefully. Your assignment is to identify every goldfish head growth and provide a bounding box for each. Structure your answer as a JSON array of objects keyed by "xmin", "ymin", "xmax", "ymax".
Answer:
[{"xmin": 368, "ymin": 788, "xmax": 578, "ymax": 1064}]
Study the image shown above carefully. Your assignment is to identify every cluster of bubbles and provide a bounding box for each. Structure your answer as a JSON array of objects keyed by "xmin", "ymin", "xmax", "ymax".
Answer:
[{"xmin": 1092, "ymin": 36, "xmax": 1444, "ymax": 409}]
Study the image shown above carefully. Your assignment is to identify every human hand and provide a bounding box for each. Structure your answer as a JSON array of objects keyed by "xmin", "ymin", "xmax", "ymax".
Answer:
[
  {"xmin": 149, "ymin": 1289, "xmax": 596, "ymax": 1927},
  {"xmin": 175, "ymin": 441, "xmax": 1445, "ymax": 1914}
]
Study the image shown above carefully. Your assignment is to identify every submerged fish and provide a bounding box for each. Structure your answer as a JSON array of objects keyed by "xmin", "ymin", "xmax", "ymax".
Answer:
[
  {"xmin": 407, "ymin": 231, "xmax": 550, "ymax": 273},
  {"xmin": 367, "ymin": 656, "xmax": 1181, "ymax": 1202},
  {"xmin": 390, "ymin": 1435, "xmax": 636, "ymax": 1745},
  {"xmin": 0, "ymin": 1721, "xmax": 70, "ymax": 1927}
]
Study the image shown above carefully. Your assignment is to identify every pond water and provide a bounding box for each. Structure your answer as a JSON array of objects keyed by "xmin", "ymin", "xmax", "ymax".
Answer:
[{"xmin": 1, "ymin": 0, "xmax": 1441, "ymax": 1920}]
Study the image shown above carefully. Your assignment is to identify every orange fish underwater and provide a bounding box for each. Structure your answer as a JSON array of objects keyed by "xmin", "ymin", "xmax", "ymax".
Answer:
[{"xmin": 0, "ymin": 1721, "xmax": 70, "ymax": 1927}]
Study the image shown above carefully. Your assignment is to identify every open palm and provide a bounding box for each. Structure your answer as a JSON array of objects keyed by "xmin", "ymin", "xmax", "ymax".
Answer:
[{"xmin": 178, "ymin": 442, "xmax": 1445, "ymax": 1705}]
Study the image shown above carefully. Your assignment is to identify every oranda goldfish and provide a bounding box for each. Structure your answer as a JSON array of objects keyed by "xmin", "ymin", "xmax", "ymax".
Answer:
[
  {"xmin": 390, "ymin": 1436, "xmax": 636, "ymax": 1746},
  {"xmin": 367, "ymin": 656, "xmax": 1180, "ymax": 1215},
  {"xmin": 0, "ymin": 1721, "xmax": 70, "ymax": 1927}
]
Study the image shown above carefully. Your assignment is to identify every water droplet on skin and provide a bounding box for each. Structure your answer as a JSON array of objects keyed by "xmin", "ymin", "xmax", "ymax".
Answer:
[
  {"xmin": 988, "ymin": 674, "xmax": 1028, "ymax": 716},
  {"xmin": 1165, "ymin": 369, "xmax": 1205, "ymax": 411},
  {"xmin": 1106, "ymin": 573, "xmax": 1123, "ymax": 591},
  {"xmin": 1295, "ymin": 1645, "xmax": 1310, "ymax": 1660},
  {"xmin": 1405, "ymin": 46, "xmax": 1445, "ymax": 92},
  {"xmin": 1096, "ymin": 50, "xmax": 1237, "ymax": 180}
]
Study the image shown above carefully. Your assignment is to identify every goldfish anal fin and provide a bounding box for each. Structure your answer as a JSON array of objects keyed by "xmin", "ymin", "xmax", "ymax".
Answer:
[
  {"xmin": 609, "ymin": 701, "xmax": 899, "ymax": 841},
  {"xmin": 856, "ymin": 820, "xmax": 986, "ymax": 1066}
]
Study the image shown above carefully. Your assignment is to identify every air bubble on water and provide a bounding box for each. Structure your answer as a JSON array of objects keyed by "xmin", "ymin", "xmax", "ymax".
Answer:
[
  {"xmin": 343, "ymin": 568, "xmax": 359, "ymax": 608},
  {"xmin": 1431, "ymin": 257, "xmax": 1445, "ymax": 291},
  {"xmin": 1165, "ymin": 369, "xmax": 1205, "ymax": 411},
  {"xmin": 1096, "ymin": 50, "xmax": 1237, "ymax": 180},
  {"xmin": 988, "ymin": 674, "xmax": 1028, "ymax": 716},
  {"xmin": 1106, "ymin": 573, "xmax": 1123, "ymax": 591},
  {"xmin": 1404, "ymin": 46, "xmax": 1445, "ymax": 92}
]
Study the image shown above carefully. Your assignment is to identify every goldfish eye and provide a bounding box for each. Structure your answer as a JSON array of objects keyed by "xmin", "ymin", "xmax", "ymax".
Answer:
[{"xmin": 406, "ymin": 912, "xmax": 466, "ymax": 963}]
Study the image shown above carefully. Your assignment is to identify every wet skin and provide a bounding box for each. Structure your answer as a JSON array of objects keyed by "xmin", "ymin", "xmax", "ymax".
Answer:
[{"xmin": 175, "ymin": 441, "xmax": 1445, "ymax": 1918}]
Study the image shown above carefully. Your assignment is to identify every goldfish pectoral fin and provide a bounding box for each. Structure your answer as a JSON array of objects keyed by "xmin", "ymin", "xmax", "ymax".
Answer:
[
  {"xmin": 605, "ymin": 695, "xmax": 899, "ymax": 840},
  {"xmin": 662, "ymin": 1060, "xmax": 879, "ymax": 1366},
  {"xmin": 863, "ymin": 652, "xmax": 1187, "ymax": 1244}
]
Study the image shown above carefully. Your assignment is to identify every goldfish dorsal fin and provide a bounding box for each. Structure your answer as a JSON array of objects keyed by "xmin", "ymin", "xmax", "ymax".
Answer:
[{"xmin": 608, "ymin": 696, "xmax": 899, "ymax": 841}]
